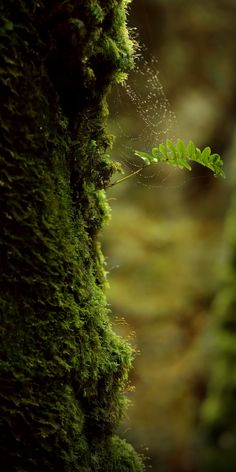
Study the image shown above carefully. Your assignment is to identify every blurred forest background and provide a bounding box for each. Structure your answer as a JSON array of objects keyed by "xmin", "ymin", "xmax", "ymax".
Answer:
[{"xmin": 103, "ymin": 0, "xmax": 236, "ymax": 471}]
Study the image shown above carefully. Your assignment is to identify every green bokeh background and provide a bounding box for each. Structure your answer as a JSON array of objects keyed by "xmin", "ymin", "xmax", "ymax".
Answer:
[{"xmin": 103, "ymin": 1, "xmax": 236, "ymax": 470}]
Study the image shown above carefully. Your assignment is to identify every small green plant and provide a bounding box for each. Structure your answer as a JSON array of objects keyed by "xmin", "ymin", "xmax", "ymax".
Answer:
[{"xmin": 109, "ymin": 139, "xmax": 225, "ymax": 187}]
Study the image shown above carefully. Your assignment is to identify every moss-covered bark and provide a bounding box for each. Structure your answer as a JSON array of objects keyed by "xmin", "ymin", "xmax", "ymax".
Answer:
[
  {"xmin": 0, "ymin": 1, "xmax": 144, "ymax": 470},
  {"xmin": 200, "ymin": 162, "xmax": 236, "ymax": 471}
]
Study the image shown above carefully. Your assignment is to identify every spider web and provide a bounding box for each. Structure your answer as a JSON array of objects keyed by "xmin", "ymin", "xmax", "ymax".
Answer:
[{"xmin": 108, "ymin": 45, "xmax": 181, "ymax": 189}]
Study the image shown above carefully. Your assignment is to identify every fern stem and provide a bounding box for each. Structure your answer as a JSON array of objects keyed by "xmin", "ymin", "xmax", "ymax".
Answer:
[{"xmin": 108, "ymin": 165, "xmax": 147, "ymax": 188}]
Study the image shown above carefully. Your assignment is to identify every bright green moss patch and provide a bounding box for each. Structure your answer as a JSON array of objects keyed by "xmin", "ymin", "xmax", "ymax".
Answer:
[{"xmin": 110, "ymin": 436, "xmax": 145, "ymax": 472}]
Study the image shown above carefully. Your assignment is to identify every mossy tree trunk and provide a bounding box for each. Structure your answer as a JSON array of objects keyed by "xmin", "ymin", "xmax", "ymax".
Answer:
[
  {"xmin": 200, "ymin": 160, "xmax": 236, "ymax": 471},
  {"xmin": 0, "ymin": 1, "xmax": 144, "ymax": 470}
]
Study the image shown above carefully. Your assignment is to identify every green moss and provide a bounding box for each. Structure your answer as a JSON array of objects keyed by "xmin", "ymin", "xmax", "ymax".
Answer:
[
  {"xmin": 109, "ymin": 436, "xmax": 145, "ymax": 472},
  {"xmin": 0, "ymin": 0, "xmax": 144, "ymax": 470}
]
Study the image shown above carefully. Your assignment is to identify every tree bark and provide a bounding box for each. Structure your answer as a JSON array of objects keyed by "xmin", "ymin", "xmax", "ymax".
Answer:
[{"xmin": 0, "ymin": 1, "xmax": 144, "ymax": 470}]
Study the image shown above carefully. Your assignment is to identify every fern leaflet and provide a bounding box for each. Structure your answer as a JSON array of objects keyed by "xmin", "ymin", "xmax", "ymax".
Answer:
[{"xmin": 134, "ymin": 139, "xmax": 225, "ymax": 177}]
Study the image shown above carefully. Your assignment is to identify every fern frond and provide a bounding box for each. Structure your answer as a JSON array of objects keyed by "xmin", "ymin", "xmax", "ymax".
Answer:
[
  {"xmin": 108, "ymin": 139, "xmax": 225, "ymax": 188},
  {"xmin": 134, "ymin": 139, "xmax": 225, "ymax": 178}
]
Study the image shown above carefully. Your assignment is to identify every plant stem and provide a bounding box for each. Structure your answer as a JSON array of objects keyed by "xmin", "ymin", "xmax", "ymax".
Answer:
[{"xmin": 108, "ymin": 165, "xmax": 147, "ymax": 188}]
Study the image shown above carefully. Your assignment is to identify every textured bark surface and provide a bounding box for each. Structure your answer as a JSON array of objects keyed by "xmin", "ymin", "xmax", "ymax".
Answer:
[{"xmin": 0, "ymin": 1, "xmax": 144, "ymax": 470}]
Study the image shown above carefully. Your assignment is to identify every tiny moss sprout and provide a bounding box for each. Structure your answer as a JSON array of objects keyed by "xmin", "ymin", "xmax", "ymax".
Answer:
[{"xmin": 109, "ymin": 139, "xmax": 225, "ymax": 187}]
